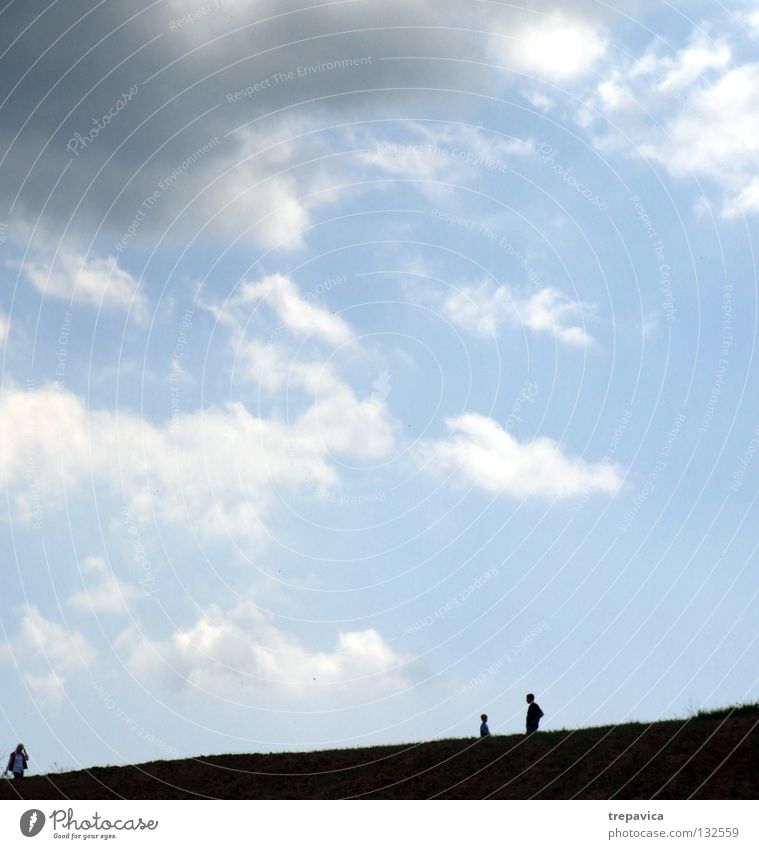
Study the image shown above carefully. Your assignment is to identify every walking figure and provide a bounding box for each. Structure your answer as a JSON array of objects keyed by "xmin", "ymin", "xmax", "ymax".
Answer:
[
  {"xmin": 6, "ymin": 744, "xmax": 29, "ymax": 779},
  {"xmin": 525, "ymin": 694, "xmax": 544, "ymax": 734}
]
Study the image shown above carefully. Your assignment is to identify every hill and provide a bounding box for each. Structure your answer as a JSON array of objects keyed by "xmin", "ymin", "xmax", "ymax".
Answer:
[{"xmin": 2, "ymin": 706, "xmax": 756, "ymax": 800}]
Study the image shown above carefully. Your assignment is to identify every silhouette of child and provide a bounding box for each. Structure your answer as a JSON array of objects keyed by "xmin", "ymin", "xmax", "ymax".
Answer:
[
  {"xmin": 480, "ymin": 714, "xmax": 490, "ymax": 737},
  {"xmin": 525, "ymin": 694, "xmax": 544, "ymax": 734}
]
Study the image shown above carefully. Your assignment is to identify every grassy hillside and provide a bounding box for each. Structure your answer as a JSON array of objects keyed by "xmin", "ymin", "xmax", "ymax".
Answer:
[{"xmin": 2, "ymin": 706, "xmax": 756, "ymax": 800}]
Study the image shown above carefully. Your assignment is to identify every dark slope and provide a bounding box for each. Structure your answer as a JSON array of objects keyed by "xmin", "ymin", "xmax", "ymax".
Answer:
[{"xmin": 2, "ymin": 709, "xmax": 756, "ymax": 800}]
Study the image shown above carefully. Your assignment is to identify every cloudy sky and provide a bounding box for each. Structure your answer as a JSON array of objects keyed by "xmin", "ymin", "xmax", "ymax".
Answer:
[{"xmin": 1, "ymin": 0, "xmax": 758, "ymax": 772}]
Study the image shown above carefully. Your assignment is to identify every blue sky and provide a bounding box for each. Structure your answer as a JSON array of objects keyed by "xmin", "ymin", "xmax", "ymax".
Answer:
[{"xmin": 0, "ymin": 0, "xmax": 758, "ymax": 772}]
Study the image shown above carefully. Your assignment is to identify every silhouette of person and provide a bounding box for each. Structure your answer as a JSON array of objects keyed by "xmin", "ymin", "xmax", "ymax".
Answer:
[
  {"xmin": 480, "ymin": 714, "xmax": 490, "ymax": 737},
  {"xmin": 525, "ymin": 694, "xmax": 544, "ymax": 734},
  {"xmin": 6, "ymin": 743, "xmax": 28, "ymax": 779}
]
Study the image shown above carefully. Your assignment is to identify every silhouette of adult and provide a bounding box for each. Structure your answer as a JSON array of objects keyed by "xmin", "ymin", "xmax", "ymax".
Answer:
[
  {"xmin": 480, "ymin": 713, "xmax": 490, "ymax": 737},
  {"xmin": 525, "ymin": 694, "xmax": 544, "ymax": 734},
  {"xmin": 6, "ymin": 743, "xmax": 28, "ymax": 779}
]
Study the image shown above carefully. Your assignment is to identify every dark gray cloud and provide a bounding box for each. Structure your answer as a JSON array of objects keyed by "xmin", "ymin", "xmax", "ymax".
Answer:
[
  {"xmin": 0, "ymin": 0, "xmax": 641, "ymax": 255},
  {"xmin": 0, "ymin": 0, "xmax": 498, "ymax": 253}
]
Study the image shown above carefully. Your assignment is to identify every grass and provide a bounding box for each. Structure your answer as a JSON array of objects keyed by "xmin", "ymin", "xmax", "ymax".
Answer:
[{"xmin": 1, "ymin": 704, "xmax": 756, "ymax": 800}]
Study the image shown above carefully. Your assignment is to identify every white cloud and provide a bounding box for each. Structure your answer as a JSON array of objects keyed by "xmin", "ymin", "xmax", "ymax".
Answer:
[
  {"xmin": 642, "ymin": 63, "xmax": 759, "ymax": 180},
  {"xmin": 299, "ymin": 379, "xmax": 397, "ymax": 460},
  {"xmin": 0, "ymin": 314, "xmax": 8, "ymax": 346},
  {"xmin": 524, "ymin": 89, "xmax": 556, "ymax": 111},
  {"xmin": 442, "ymin": 280, "xmax": 593, "ymax": 347},
  {"xmin": 0, "ymin": 381, "xmax": 396, "ymax": 539},
  {"xmin": 22, "ymin": 249, "xmax": 147, "ymax": 317},
  {"xmin": 423, "ymin": 413, "xmax": 622, "ymax": 499},
  {"xmin": 587, "ymin": 28, "xmax": 759, "ymax": 218},
  {"xmin": 494, "ymin": 14, "xmax": 608, "ymax": 80},
  {"xmin": 26, "ymin": 672, "xmax": 67, "ymax": 704},
  {"xmin": 594, "ymin": 29, "xmax": 732, "ymax": 112},
  {"xmin": 206, "ymin": 273, "xmax": 356, "ymax": 400},
  {"xmin": 654, "ymin": 32, "xmax": 730, "ymax": 92},
  {"xmin": 357, "ymin": 123, "xmax": 532, "ymax": 183},
  {"xmin": 0, "ymin": 606, "xmax": 97, "ymax": 705},
  {"xmin": 117, "ymin": 601, "xmax": 408, "ymax": 696},
  {"xmin": 168, "ymin": 356, "xmax": 193, "ymax": 385},
  {"xmin": 203, "ymin": 276, "xmax": 398, "ymax": 462},
  {"xmin": 229, "ymin": 338, "xmax": 326, "ymax": 393},
  {"xmin": 195, "ymin": 126, "xmax": 314, "ymax": 249},
  {"xmin": 722, "ymin": 177, "xmax": 759, "ymax": 218},
  {"xmin": 233, "ymin": 273, "xmax": 352, "ymax": 346},
  {"xmin": 67, "ymin": 556, "xmax": 142, "ymax": 615}
]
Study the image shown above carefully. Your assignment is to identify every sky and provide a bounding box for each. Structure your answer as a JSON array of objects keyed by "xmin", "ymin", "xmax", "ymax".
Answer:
[{"xmin": 0, "ymin": 0, "xmax": 758, "ymax": 773}]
